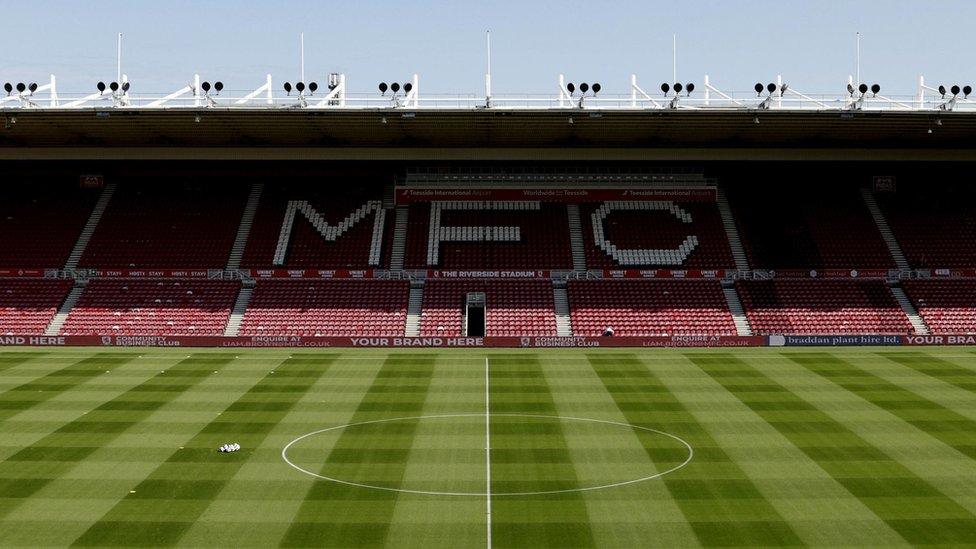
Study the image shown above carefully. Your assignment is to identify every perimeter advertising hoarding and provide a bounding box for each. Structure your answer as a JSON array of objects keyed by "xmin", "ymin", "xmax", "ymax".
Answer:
[{"xmin": 0, "ymin": 335, "xmax": 764, "ymax": 348}]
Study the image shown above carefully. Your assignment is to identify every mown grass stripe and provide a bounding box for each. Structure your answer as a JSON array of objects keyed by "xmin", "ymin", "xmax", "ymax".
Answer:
[
  {"xmin": 0, "ymin": 354, "xmax": 238, "ymax": 520},
  {"xmin": 688, "ymin": 352, "xmax": 976, "ymax": 546},
  {"xmin": 878, "ymin": 351, "xmax": 976, "ymax": 394},
  {"xmin": 589, "ymin": 353, "xmax": 803, "ymax": 548},
  {"xmin": 279, "ymin": 354, "xmax": 438, "ymax": 548},
  {"xmin": 790, "ymin": 352, "xmax": 976, "ymax": 460},
  {"xmin": 70, "ymin": 353, "xmax": 339, "ymax": 548},
  {"xmin": 488, "ymin": 354, "xmax": 597, "ymax": 549},
  {"xmin": 0, "ymin": 353, "xmax": 136, "ymax": 423},
  {"xmin": 0, "ymin": 351, "xmax": 48, "ymax": 374}
]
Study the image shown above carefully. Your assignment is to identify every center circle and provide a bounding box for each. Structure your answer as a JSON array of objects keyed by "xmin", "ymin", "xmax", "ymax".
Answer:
[{"xmin": 282, "ymin": 414, "xmax": 693, "ymax": 496}]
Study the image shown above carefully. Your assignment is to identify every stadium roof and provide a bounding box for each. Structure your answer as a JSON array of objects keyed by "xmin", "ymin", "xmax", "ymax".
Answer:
[{"xmin": 1, "ymin": 109, "xmax": 975, "ymax": 161}]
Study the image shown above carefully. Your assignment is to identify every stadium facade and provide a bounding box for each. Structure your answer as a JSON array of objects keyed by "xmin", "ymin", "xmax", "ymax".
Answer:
[{"xmin": 2, "ymin": 74, "xmax": 975, "ymax": 348}]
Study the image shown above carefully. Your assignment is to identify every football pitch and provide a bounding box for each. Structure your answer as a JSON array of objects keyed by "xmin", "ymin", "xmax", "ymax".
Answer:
[{"xmin": 1, "ymin": 347, "xmax": 975, "ymax": 548}]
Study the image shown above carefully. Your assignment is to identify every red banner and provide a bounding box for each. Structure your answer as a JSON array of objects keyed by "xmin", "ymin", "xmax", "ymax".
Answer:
[
  {"xmin": 246, "ymin": 269, "xmax": 376, "ymax": 279},
  {"xmin": 85, "ymin": 269, "xmax": 214, "ymax": 278},
  {"xmin": 395, "ymin": 187, "xmax": 717, "ymax": 204},
  {"xmin": 600, "ymin": 269, "xmax": 727, "ymax": 279},
  {"xmin": 0, "ymin": 269, "xmax": 48, "ymax": 278},
  {"xmin": 770, "ymin": 269, "xmax": 891, "ymax": 279}
]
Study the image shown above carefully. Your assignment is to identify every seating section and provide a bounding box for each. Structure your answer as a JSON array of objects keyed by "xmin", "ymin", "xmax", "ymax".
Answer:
[
  {"xmin": 242, "ymin": 183, "xmax": 390, "ymax": 269},
  {"xmin": 567, "ymin": 280, "xmax": 736, "ymax": 336},
  {"xmin": 876, "ymin": 183, "xmax": 976, "ymax": 268},
  {"xmin": 420, "ymin": 279, "xmax": 557, "ymax": 336},
  {"xmin": 0, "ymin": 279, "xmax": 73, "ymax": 335},
  {"xmin": 239, "ymin": 280, "xmax": 408, "ymax": 336},
  {"xmin": 903, "ymin": 280, "xmax": 976, "ymax": 334},
  {"xmin": 0, "ymin": 182, "xmax": 99, "ymax": 268},
  {"xmin": 728, "ymin": 183, "xmax": 894, "ymax": 269},
  {"xmin": 404, "ymin": 202, "xmax": 572, "ymax": 269},
  {"xmin": 79, "ymin": 182, "xmax": 248, "ymax": 269},
  {"xmin": 737, "ymin": 279, "xmax": 911, "ymax": 335},
  {"xmin": 60, "ymin": 279, "xmax": 239, "ymax": 336},
  {"xmin": 581, "ymin": 201, "xmax": 733, "ymax": 268}
]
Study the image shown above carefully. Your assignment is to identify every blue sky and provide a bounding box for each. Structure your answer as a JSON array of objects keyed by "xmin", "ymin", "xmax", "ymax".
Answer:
[{"xmin": 2, "ymin": 0, "xmax": 973, "ymax": 99}]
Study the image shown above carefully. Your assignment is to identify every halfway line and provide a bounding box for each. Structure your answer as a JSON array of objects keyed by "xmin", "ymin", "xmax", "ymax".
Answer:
[{"xmin": 485, "ymin": 356, "xmax": 492, "ymax": 549}]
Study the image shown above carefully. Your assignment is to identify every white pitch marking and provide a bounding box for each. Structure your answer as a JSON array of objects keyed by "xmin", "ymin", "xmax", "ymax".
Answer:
[
  {"xmin": 485, "ymin": 357, "xmax": 492, "ymax": 549},
  {"xmin": 281, "ymin": 413, "xmax": 694, "ymax": 496}
]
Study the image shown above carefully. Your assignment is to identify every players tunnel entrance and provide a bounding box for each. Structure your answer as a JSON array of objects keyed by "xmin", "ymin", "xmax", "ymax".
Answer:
[{"xmin": 465, "ymin": 292, "xmax": 486, "ymax": 337}]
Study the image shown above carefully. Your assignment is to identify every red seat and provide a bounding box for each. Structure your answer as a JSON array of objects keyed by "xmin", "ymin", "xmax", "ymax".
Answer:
[{"xmin": 0, "ymin": 279, "xmax": 73, "ymax": 335}]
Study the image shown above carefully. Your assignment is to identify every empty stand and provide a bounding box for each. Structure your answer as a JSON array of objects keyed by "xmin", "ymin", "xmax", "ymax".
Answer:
[
  {"xmin": 903, "ymin": 280, "xmax": 976, "ymax": 334},
  {"xmin": 580, "ymin": 201, "xmax": 734, "ymax": 268},
  {"xmin": 737, "ymin": 279, "xmax": 912, "ymax": 335},
  {"xmin": 0, "ymin": 182, "xmax": 99, "ymax": 268},
  {"xmin": 79, "ymin": 181, "xmax": 248, "ymax": 269},
  {"xmin": 239, "ymin": 279, "xmax": 408, "ymax": 336},
  {"xmin": 60, "ymin": 279, "xmax": 239, "ymax": 336},
  {"xmin": 404, "ymin": 202, "xmax": 573, "ymax": 269},
  {"xmin": 876, "ymin": 183, "xmax": 976, "ymax": 268},
  {"xmin": 728, "ymin": 182, "xmax": 895, "ymax": 269},
  {"xmin": 567, "ymin": 279, "xmax": 736, "ymax": 336},
  {"xmin": 0, "ymin": 279, "xmax": 73, "ymax": 335},
  {"xmin": 242, "ymin": 183, "xmax": 390, "ymax": 269},
  {"xmin": 419, "ymin": 279, "xmax": 557, "ymax": 337}
]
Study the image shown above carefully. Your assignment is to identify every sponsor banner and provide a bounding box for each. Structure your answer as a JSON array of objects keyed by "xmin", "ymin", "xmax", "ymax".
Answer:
[
  {"xmin": 246, "ymin": 269, "xmax": 376, "ymax": 279},
  {"xmin": 930, "ymin": 269, "xmax": 976, "ymax": 278},
  {"xmin": 771, "ymin": 269, "xmax": 890, "ymax": 279},
  {"xmin": 873, "ymin": 175, "xmax": 896, "ymax": 193},
  {"xmin": 395, "ymin": 187, "xmax": 717, "ymax": 204},
  {"xmin": 86, "ymin": 269, "xmax": 213, "ymax": 278},
  {"xmin": 903, "ymin": 335, "xmax": 976, "ymax": 346},
  {"xmin": 79, "ymin": 174, "xmax": 105, "ymax": 189},
  {"xmin": 769, "ymin": 334, "xmax": 904, "ymax": 347},
  {"xmin": 0, "ymin": 269, "xmax": 48, "ymax": 278},
  {"xmin": 601, "ymin": 269, "xmax": 727, "ymax": 279}
]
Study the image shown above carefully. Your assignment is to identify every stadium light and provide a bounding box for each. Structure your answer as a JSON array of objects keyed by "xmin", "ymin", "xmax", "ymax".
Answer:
[
  {"xmin": 378, "ymin": 82, "xmax": 388, "ymax": 94},
  {"xmin": 391, "ymin": 82, "xmax": 401, "ymax": 93},
  {"xmin": 16, "ymin": 83, "xmax": 25, "ymax": 93},
  {"xmin": 580, "ymin": 83, "xmax": 589, "ymax": 93},
  {"xmin": 110, "ymin": 82, "xmax": 119, "ymax": 92},
  {"xmin": 283, "ymin": 82, "xmax": 293, "ymax": 94},
  {"xmin": 3, "ymin": 83, "xmax": 11, "ymax": 95},
  {"xmin": 592, "ymin": 83, "xmax": 602, "ymax": 94},
  {"xmin": 661, "ymin": 83, "xmax": 670, "ymax": 95},
  {"xmin": 951, "ymin": 85, "xmax": 961, "ymax": 96},
  {"xmin": 965, "ymin": 85, "xmax": 972, "ymax": 98},
  {"xmin": 96, "ymin": 82, "xmax": 106, "ymax": 93},
  {"xmin": 404, "ymin": 82, "xmax": 413, "ymax": 93},
  {"xmin": 754, "ymin": 83, "xmax": 764, "ymax": 96}
]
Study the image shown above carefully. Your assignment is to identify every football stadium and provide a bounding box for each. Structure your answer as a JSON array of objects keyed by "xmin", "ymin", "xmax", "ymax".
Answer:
[{"xmin": 2, "ymin": 7, "xmax": 976, "ymax": 547}]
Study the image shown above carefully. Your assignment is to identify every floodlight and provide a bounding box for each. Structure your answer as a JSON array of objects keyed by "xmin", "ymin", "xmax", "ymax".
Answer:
[
  {"xmin": 567, "ymin": 82, "xmax": 575, "ymax": 94},
  {"xmin": 201, "ymin": 81, "xmax": 211, "ymax": 92},
  {"xmin": 16, "ymin": 83, "xmax": 25, "ymax": 93},
  {"xmin": 109, "ymin": 82, "xmax": 119, "ymax": 91},
  {"xmin": 391, "ymin": 82, "xmax": 401, "ymax": 93},
  {"xmin": 673, "ymin": 82, "xmax": 682, "ymax": 94},
  {"xmin": 661, "ymin": 83, "xmax": 670, "ymax": 94},
  {"xmin": 964, "ymin": 85, "xmax": 972, "ymax": 98},
  {"xmin": 858, "ymin": 83, "xmax": 868, "ymax": 94},
  {"xmin": 592, "ymin": 82, "xmax": 601, "ymax": 94},
  {"xmin": 214, "ymin": 81, "xmax": 223, "ymax": 92},
  {"xmin": 580, "ymin": 82, "xmax": 589, "ymax": 93},
  {"xmin": 308, "ymin": 82, "xmax": 317, "ymax": 93},
  {"xmin": 122, "ymin": 82, "xmax": 130, "ymax": 92},
  {"xmin": 296, "ymin": 81, "xmax": 306, "ymax": 92},
  {"xmin": 403, "ymin": 82, "xmax": 413, "ymax": 93},
  {"xmin": 284, "ymin": 82, "xmax": 292, "ymax": 93},
  {"xmin": 378, "ymin": 82, "xmax": 388, "ymax": 94},
  {"xmin": 3, "ymin": 83, "xmax": 11, "ymax": 94},
  {"xmin": 871, "ymin": 84, "xmax": 880, "ymax": 95},
  {"xmin": 847, "ymin": 83, "xmax": 854, "ymax": 95},
  {"xmin": 767, "ymin": 83, "xmax": 776, "ymax": 93},
  {"xmin": 754, "ymin": 83, "xmax": 764, "ymax": 95},
  {"xmin": 28, "ymin": 82, "xmax": 37, "ymax": 93},
  {"xmin": 938, "ymin": 85, "xmax": 946, "ymax": 97},
  {"xmin": 951, "ymin": 84, "xmax": 960, "ymax": 96},
  {"xmin": 684, "ymin": 82, "xmax": 694, "ymax": 94},
  {"xmin": 96, "ymin": 82, "xmax": 106, "ymax": 92}
]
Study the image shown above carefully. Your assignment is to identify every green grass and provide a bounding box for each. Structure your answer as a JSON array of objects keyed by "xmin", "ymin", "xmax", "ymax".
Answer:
[{"xmin": 1, "ymin": 347, "xmax": 975, "ymax": 547}]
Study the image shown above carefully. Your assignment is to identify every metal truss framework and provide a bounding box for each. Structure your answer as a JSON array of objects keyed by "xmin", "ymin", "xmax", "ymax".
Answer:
[{"xmin": 0, "ymin": 73, "xmax": 973, "ymax": 113}]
